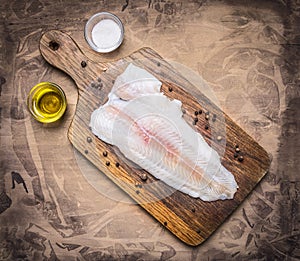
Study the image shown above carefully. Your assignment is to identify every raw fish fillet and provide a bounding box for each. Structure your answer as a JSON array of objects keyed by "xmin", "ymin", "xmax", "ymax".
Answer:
[{"xmin": 90, "ymin": 64, "xmax": 238, "ymax": 201}]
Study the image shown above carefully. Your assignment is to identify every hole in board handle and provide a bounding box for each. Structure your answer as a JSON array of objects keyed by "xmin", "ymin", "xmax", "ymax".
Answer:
[{"xmin": 49, "ymin": 41, "xmax": 60, "ymax": 51}]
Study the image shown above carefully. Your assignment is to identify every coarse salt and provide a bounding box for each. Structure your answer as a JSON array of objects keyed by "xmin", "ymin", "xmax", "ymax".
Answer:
[{"xmin": 91, "ymin": 19, "xmax": 122, "ymax": 50}]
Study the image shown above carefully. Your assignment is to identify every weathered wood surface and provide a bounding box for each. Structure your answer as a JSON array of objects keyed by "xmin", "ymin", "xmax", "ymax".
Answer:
[
  {"xmin": 0, "ymin": 0, "xmax": 299, "ymax": 259},
  {"xmin": 40, "ymin": 30, "xmax": 270, "ymax": 246}
]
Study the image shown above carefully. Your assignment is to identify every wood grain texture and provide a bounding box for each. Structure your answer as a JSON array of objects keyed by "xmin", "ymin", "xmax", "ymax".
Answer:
[
  {"xmin": 1, "ymin": 0, "xmax": 300, "ymax": 259},
  {"xmin": 40, "ymin": 30, "xmax": 270, "ymax": 246}
]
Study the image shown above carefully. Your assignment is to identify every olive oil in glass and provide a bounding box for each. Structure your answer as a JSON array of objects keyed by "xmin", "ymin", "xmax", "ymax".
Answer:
[{"xmin": 27, "ymin": 82, "xmax": 67, "ymax": 123}]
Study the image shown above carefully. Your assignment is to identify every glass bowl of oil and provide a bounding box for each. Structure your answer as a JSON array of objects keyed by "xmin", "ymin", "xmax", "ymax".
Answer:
[{"xmin": 27, "ymin": 82, "xmax": 67, "ymax": 123}]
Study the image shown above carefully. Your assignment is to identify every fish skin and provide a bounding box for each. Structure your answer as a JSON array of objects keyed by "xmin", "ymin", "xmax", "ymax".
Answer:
[
  {"xmin": 90, "ymin": 64, "xmax": 238, "ymax": 201},
  {"xmin": 109, "ymin": 63, "xmax": 162, "ymax": 101}
]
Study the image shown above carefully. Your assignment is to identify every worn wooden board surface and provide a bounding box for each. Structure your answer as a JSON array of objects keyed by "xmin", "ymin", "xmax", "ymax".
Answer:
[
  {"xmin": 39, "ymin": 30, "xmax": 270, "ymax": 246},
  {"xmin": 0, "ymin": 0, "xmax": 299, "ymax": 259}
]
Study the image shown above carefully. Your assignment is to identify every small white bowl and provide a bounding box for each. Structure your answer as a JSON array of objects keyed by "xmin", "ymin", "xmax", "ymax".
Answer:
[{"xmin": 84, "ymin": 12, "xmax": 124, "ymax": 53}]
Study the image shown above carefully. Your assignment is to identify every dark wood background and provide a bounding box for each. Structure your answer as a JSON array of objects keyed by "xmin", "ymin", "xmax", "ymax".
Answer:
[{"xmin": 0, "ymin": 0, "xmax": 299, "ymax": 260}]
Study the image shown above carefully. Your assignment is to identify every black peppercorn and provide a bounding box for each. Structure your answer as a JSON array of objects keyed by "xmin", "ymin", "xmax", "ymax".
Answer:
[{"xmin": 141, "ymin": 173, "xmax": 148, "ymax": 181}]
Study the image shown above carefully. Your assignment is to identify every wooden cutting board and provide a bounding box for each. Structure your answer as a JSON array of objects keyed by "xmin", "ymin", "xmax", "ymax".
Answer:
[{"xmin": 39, "ymin": 30, "xmax": 271, "ymax": 246}]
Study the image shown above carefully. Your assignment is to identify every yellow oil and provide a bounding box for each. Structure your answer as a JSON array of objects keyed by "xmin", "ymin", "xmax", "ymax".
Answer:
[{"xmin": 28, "ymin": 82, "xmax": 67, "ymax": 123}]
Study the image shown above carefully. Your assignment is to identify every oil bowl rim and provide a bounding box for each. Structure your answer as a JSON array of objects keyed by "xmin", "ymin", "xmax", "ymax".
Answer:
[{"xmin": 27, "ymin": 81, "xmax": 67, "ymax": 123}]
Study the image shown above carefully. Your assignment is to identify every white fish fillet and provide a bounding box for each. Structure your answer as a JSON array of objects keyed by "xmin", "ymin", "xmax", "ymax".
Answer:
[{"xmin": 90, "ymin": 64, "xmax": 238, "ymax": 201}]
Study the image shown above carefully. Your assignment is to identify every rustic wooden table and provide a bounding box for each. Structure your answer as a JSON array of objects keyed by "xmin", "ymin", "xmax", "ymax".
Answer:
[{"xmin": 1, "ymin": 1, "xmax": 299, "ymax": 260}]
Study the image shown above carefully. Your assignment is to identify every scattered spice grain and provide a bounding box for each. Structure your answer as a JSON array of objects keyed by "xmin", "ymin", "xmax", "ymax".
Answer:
[{"xmin": 141, "ymin": 173, "xmax": 148, "ymax": 181}]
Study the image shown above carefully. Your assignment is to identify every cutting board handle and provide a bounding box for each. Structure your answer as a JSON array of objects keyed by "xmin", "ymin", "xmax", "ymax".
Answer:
[{"xmin": 39, "ymin": 30, "xmax": 107, "ymax": 91}]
